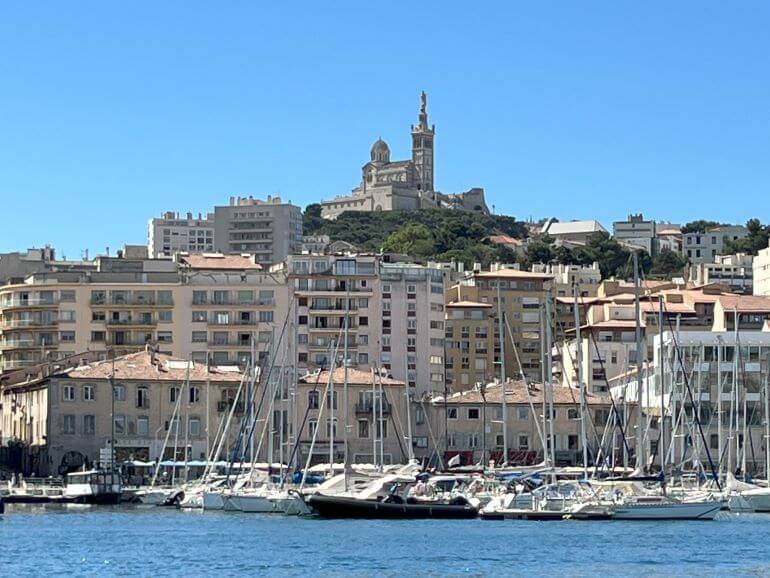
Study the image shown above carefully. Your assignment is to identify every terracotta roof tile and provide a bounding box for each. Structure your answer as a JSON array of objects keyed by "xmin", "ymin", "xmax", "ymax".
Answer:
[{"xmin": 299, "ymin": 367, "xmax": 404, "ymax": 386}]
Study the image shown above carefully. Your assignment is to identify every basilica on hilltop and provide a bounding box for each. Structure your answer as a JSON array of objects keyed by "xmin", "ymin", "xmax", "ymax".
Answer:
[{"xmin": 320, "ymin": 92, "xmax": 488, "ymax": 219}]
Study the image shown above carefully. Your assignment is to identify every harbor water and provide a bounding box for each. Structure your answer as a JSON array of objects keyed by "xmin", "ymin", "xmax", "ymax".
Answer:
[{"xmin": 1, "ymin": 505, "xmax": 769, "ymax": 576}]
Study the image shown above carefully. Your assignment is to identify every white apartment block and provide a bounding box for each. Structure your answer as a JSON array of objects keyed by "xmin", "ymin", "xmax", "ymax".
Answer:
[
  {"xmin": 532, "ymin": 262, "xmax": 601, "ymax": 297},
  {"xmin": 754, "ymin": 247, "xmax": 770, "ymax": 296},
  {"xmin": 690, "ymin": 253, "xmax": 754, "ymax": 294},
  {"xmin": 613, "ymin": 213, "xmax": 656, "ymax": 255},
  {"xmin": 682, "ymin": 225, "xmax": 748, "ymax": 264},
  {"xmin": 148, "ymin": 212, "xmax": 215, "ymax": 258},
  {"xmin": 214, "ymin": 196, "xmax": 302, "ymax": 264}
]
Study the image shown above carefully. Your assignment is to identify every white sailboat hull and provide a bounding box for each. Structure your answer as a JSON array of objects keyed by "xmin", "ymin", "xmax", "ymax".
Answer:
[
  {"xmin": 202, "ymin": 491, "xmax": 226, "ymax": 511},
  {"xmin": 229, "ymin": 493, "xmax": 277, "ymax": 513},
  {"xmin": 613, "ymin": 500, "xmax": 721, "ymax": 520},
  {"xmin": 742, "ymin": 488, "xmax": 770, "ymax": 512}
]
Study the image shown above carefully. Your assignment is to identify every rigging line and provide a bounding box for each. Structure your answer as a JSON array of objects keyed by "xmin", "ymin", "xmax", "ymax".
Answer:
[
  {"xmin": 573, "ymin": 289, "xmax": 635, "ymax": 464},
  {"xmin": 550, "ymin": 304, "xmax": 614, "ymax": 467},
  {"xmin": 386, "ymin": 379, "xmax": 409, "ymax": 463},
  {"xmin": 420, "ymin": 397, "xmax": 444, "ymax": 468},
  {"xmin": 284, "ymin": 362, "xmax": 329, "ymax": 477},
  {"xmin": 660, "ymin": 299, "xmax": 722, "ymax": 490},
  {"xmin": 501, "ymin": 312, "xmax": 547, "ymax": 454},
  {"xmin": 735, "ymin": 330, "xmax": 759, "ymax": 475}
]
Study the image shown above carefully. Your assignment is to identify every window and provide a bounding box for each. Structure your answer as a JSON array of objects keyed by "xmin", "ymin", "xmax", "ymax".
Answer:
[
  {"xmin": 376, "ymin": 419, "xmax": 388, "ymax": 439},
  {"xmin": 415, "ymin": 406, "xmax": 425, "ymax": 425},
  {"xmin": 114, "ymin": 414, "xmax": 126, "ymax": 435},
  {"xmin": 62, "ymin": 385, "xmax": 75, "ymax": 401},
  {"xmin": 358, "ymin": 419, "xmax": 370, "ymax": 438},
  {"xmin": 60, "ymin": 310, "xmax": 76, "ymax": 322},
  {"xmin": 92, "ymin": 311, "xmax": 106, "ymax": 322},
  {"xmin": 136, "ymin": 387, "xmax": 150, "ymax": 409},
  {"xmin": 83, "ymin": 415, "xmax": 96, "ymax": 435},
  {"xmin": 193, "ymin": 290, "xmax": 207, "ymax": 305},
  {"xmin": 259, "ymin": 311, "xmax": 274, "ymax": 323},
  {"xmin": 83, "ymin": 384, "xmax": 95, "ymax": 401},
  {"xmin": 567, "ymin": 408, "xmax": 579, "ymax": 420},
  {"xmin": 326, "ymin": 391, "xmax": 338, "ymax": 410},
  {"xmin": 60, "ymin": 290, "xmax": 76, "ymax": 302},
  {"xmin": 137, "ymin": 417, "xmax": 149, "ymax": 436},
  {"xmin": 158, "ymin": 310, "xmax": 172, "ymax": 323},
  {"xmin": 91, "ymin": 331, "xmax": 106, "ymax": 342},
  {"xmin": 467, "ymin": 408, "xmax": 480, "ymax": 420},
  {"xmin": 192, "ymin": 331, "xmax": 207, "ymax": 343},
  {"xmin": 358, "ymin": 353, "xmax": 368, "ymax": 365},
  {"xmin": 448, "ymin": 407, "xmax": 458, "ymax": 419},
  {"xmin": 189, "ymin": 386, "xmax": 200, "ymax": 404},
  {"xmin": 157, "ymin": 331, "xmax": 173, "ymax": 343},
  {"xmin": 359, "ymin": 316, "xmax": 368, "ymax": 326},
  {"xmin": 308, "ymin": 391, "xmax": 319, "ymax": 409},
  {"xmin": 710, "ymin": 434, "xmax": 719, "ymax": 450},
  {"xmin": 308, "ymin": 419, "xmax": 318, "ymax": 438},
  {"xmin": 60, "ymin": 330, "xmax": 76, "ymax": 342},
  {"xmin": 189, "ymin": 418, "xmax": 201, "ymax": 437},
  {"xmin": 170, "ymin": 386, "xmax": 180, "ymax": 403},
  {"xmin": 63, "ymin": 414, "xmax": 76, "ymax": 434},
  {"xmin": 113, "ymin": 384, "xmax": 126, "ymax": 401},
  {"xmin": 516, "ymin": 407, "xmax": 529, "ymax": 420},
  {"xmin": 192, "ymin": 311, "xmax": 207, "ymax": 323},
  {"xmin": 326, "ymin": 418, "xmax": 338, "ymax": 438},
  {"xmin": 518, "ymin": 434, "xmax": 529, "ymax": 451}
]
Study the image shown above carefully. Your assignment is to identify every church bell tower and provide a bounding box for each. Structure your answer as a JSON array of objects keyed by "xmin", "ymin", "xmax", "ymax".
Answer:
[{"xmin": 411, "ymin": 91, "xmax": 435, "ymax": 193}]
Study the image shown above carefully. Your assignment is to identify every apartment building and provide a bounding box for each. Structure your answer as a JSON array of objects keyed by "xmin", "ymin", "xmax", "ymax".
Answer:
[
  {"xmin": 682, "ymin": 225, "xmax": 748, "ymax": 264},
  {"xmin": 293, "ymin": 367, "xmax": 408, "ymax": 466},
  {"xmin": 147, "ymin": 212, "xmax": 215, "ymax": 258},
  {"xmin": 610, "ymin": 330, "xmax": 770, "ymax": 475},
  {"xmin": 540, "ymin": 219, "xmax": 608, "ymax": 247},
  {"xmin": 532, "ymin": 262, "xmax": 601, "ymax": 298},
  {"xmin": 418, "ymin": 381, "xmax": 624, "ymax": 467},
  {"xmin": 214, "ymin": 196, "xmax": 302, "ymax": 264},
  {"xmin": 0, "ymin": 253, "xmax": 288, "ymax": 373},
  {"xmin": 287, "ymin": 254, "xmax": 447, "ymax": 395},
  {"xmin": 445, "ymin": 266, "xmax": 554, "ymax": 389},
  {"xmin": 753, "ymin": 247, "xmax": 770, "ymax": 296},
  {"xmin": 0, "ymin": 350, "xmax": 244, "ymax": 476},
  {"xmin": 690, "ymin": 253, "xmax": 754, "ymax": 294},
  {"xmin": 613, "ymin": 213, "xmax": 656, "ymax": 254}
]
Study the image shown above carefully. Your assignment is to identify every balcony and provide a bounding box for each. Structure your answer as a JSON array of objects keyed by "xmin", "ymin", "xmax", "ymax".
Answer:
[
  {"xmin": 355, "ymin": 402, "xmax": 392, "ymax": 415},
  {"xmin": 91, "ymin": 296, "xmax": 173, "ymax": 307},
  {"xmin": 105, "ymin": 318, "xmax": 157, "ymax": 327},
  {"xmin": 208, "ymin": 318, "xmax": 258, "ymax": 327},
  {"xmin": 0, "ymin": 297, "xmax": 59, "ymax": 310},
  {"xmin": 216, "ymin": 401, "xmax": 245, "ymax": 413},
  {"xmin": 0, "ymin": 339, "xmax": 58, "ymax": 350},
  {"xmin": 1, "ymin": 359, "xmax": 40, "ymax": 371},
  {"xmin": 0, "ymin": 318, "xmax": 59, "ymax": 330}
]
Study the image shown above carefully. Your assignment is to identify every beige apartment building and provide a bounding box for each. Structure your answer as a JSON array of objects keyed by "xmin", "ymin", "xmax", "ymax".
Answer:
[
  {"xmin": 287, "ymin": 254, "xmax": 447, "ymax": 395},
  {"xmin": 292, "ymin": 367, "xmax": 409, "ymax": 467},
  {"xmin": 419, "ymin": 381, "xmax": 625, "ymax": 467},
  {"xmin": 0, "ymin": 253, "xmax": 289, "ymax": 373},
  {"xmin": 0, "ymin": 350, "xmax": 244, "ymax": 476},
  {"xmin": 445, "ymin": 266, "xmax": 554, "ymax": 390}
]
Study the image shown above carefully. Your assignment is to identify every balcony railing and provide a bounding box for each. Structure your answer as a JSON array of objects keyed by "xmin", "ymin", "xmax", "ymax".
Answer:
[
  {"xmin": 355, "ymin": 402, "xmax": 392, "ymax": 415},
  {"xmin": 216, "ymin": 401, "xmax": 245, "ymax": 413},
  {"xmin": 0, "ymin": 298, "xmax": 59, "ymax": 309},
  {"xmin": 193, "ymin": 298, "xmax": 275, "ymax": 306},
  {"xmin": 105, "ymin": 318, "xmax": 157, "ymax": 326},
  {"xmin": 0, "ymin": 339, "xmax": 58, "ymax": 350},
  {"xmin": 91, "ymin": 297, "xmax": 173, "ymax": 306},
  {"xmin": 0, "ymin": 318, "xmax": 59, "ymax": 329},
  {"xmin": 208, "ymin": 319, "xmax": 257, "ymax": 326}
]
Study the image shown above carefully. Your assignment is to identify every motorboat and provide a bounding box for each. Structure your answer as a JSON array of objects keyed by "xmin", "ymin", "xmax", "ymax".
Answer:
[{"xmin": 56, "ymin": 470, "xmax": 122, "ymax": 505}]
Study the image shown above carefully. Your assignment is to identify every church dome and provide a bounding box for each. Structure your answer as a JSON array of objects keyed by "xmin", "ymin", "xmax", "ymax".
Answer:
[{"xmin": 370, "ymin": 138, "xmax": 390, "ymax": 163}]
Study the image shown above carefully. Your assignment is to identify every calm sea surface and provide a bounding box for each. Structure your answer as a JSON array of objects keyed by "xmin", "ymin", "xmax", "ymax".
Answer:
[{"xmin": 1, "ymin": 505, "xmax": 770, "ymax": 576}]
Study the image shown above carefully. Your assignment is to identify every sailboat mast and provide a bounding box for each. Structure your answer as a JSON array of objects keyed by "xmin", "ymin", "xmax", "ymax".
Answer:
[
  {"xmin": 574, "ymin": 282, "xmax": 588, "ymax": 478},
  {"xmin": 658, "ymin": 296, "xmax": 665, "ymax": 490},
  {"xmin": 545, "ymin": 287, "xmax": 555, "ymax": 471},
  {"xmin": 496, "ymin": 284, "xmax": 508, "ymax": 466},
  {"xmin": 342, "ymin": 288, "xmax": 350, "ymax": 490},
  {"xmin": 404, "ymin": 348, "xmax": 414, "ymax": 462},
  {"xmin": 633, "ymin": 251, "xmax": 645, "ymax": 471}
]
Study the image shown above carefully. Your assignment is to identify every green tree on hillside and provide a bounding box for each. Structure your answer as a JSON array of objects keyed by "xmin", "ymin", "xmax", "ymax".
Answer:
[
  {"xmin": 725, "ymin": 218, "xmax": 769, "ymax": 255},
  {"xmin": 382, "ymin": 223, "xmax": 436, "ymax": 258}
]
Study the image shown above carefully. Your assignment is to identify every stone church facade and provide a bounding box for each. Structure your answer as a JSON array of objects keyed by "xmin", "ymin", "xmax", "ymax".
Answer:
[{"xmin": 320, "ymin": 92, "xmax": 488, "ymax": 219}]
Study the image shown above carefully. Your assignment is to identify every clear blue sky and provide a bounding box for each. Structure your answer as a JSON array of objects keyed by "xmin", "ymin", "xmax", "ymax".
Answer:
[{"xmin": 2, "ymin": 2, "xmax": 769, "ymax": 258}]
